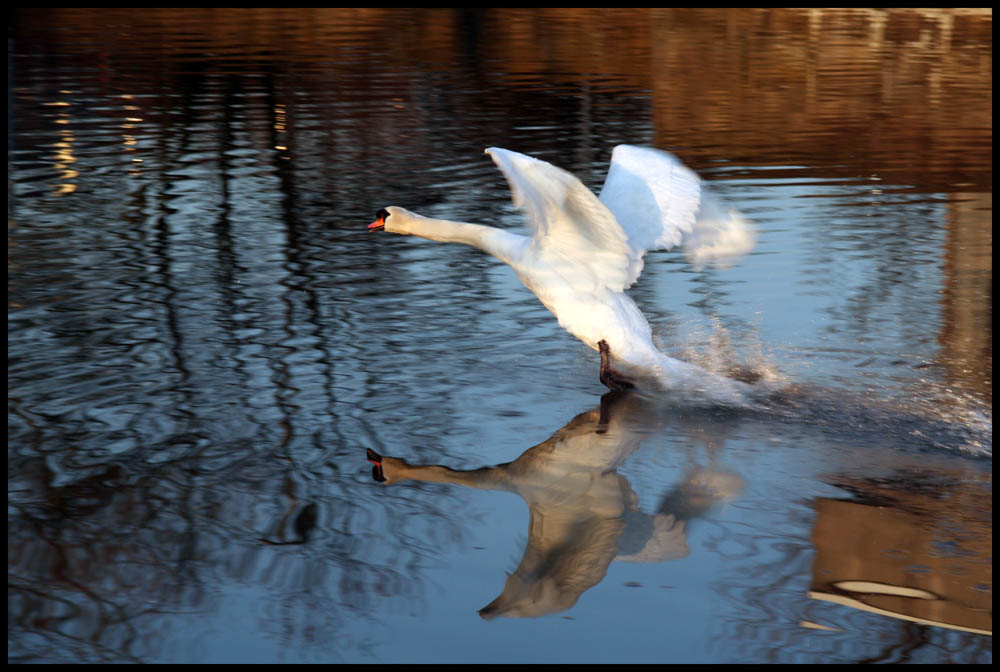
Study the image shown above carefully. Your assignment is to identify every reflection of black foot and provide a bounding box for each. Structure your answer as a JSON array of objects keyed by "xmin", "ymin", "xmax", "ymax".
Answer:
[
  {"xmin": 596, "ymin": 388, "xmax": 631, "ymax": 432},
  {"xmin": 598, "ymin": 340, "xmax": 635, "ymax": 391},
  {"xmin": 366, "ymin": 448, "xmax": 386, "ymax": 482}
]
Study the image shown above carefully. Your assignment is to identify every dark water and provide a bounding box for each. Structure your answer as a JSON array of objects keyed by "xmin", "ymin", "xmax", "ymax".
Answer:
[{"xmin": 8, "ymin": 8, "xmax": 992, "ymax": 664}]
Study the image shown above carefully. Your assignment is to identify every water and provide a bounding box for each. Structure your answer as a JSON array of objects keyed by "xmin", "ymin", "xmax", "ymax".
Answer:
[{"xmin": 8, "ymin": 8, "xmax": 992, "ymax": 664}]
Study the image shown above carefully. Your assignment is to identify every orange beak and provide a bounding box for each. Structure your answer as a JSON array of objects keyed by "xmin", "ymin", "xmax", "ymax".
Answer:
[{"xmin": 368, "ymin": 215, "xmax": 385, "ymax": 232}]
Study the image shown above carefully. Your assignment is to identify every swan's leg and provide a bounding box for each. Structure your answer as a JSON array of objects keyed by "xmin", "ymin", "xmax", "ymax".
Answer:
[{"xmin": 598, "ymin": 340, "xmax": 635, "ymax": 391}]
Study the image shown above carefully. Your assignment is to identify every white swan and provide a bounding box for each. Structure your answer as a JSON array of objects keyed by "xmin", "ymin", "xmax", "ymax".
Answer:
[{"xmin": 368, "ymin": 145, "xmax": 757, "ymax": 403}]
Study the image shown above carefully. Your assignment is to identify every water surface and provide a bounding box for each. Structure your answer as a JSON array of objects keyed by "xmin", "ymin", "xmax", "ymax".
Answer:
[{"xmin": 8, "ymin": 8, "xmax": 992, "ymax": 664}]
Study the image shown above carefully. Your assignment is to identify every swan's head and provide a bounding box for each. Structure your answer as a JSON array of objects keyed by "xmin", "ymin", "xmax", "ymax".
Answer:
[
  {"xmin": 368, "ymin": 207, "xmax": 391, "ymax": 232},
  {"xmin": 367, "ymin": 206, "xmax": 418, "ymax": 234}
]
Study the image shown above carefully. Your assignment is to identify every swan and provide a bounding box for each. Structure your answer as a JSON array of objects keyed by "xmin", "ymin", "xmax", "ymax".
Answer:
[{"xmin": 368, "ymin": 145, "xmax": 757, "ymax": 403}]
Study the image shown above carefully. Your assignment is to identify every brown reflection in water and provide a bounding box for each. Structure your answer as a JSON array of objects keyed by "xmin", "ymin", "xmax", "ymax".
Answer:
[
  {"xmin": 646, "ymin": 9, "xmax": 992, "ymax": 184},
  {"xmin": 16, "ymin": 8, "xmax": 991, "ymax": 191},
  {"xmin": 808, "ymin": 472, "xmax": 992, "ymax": 638},
  {"xmin": 367, "ymin": 390, "xmax": 743, "ymax": 619},
  {"xmin": 940, "ymin": 194, "xmax": 992, "ymax": 405}
]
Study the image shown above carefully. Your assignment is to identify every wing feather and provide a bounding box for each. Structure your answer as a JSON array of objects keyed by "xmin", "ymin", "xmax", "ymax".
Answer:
[
  {"xmin": 484, "ymin": 145, "xmax": 754, "ymax": 294},
  {"xmin": 486, "ymin": 147, "xmax": 633, "ymax": 292},
  {"xmin": 598, "ymin": 145, "xmax": 755, "ymax": 281}
]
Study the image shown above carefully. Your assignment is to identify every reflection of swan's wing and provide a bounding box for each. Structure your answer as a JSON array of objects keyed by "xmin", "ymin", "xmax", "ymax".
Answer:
[
  {"xmin": 486, "ymin": 147, "xmax": 634, "ymax": 292},
  {"xmin": 598, "ymin": 145, "xmax": 755, "ymax": 278},
  {"xmin": 616, "ymin": 513, "xmax": 690, "ymax": 563}
]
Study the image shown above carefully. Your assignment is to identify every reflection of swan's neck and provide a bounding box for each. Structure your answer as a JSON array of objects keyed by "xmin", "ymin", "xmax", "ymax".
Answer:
[
  {"xmin": 390, "ymin": 211, "xmax": 527, "ymax": 265},
  {"xmin": 399, "ymin": 464, "xmax": 510, "ymax": 491}
]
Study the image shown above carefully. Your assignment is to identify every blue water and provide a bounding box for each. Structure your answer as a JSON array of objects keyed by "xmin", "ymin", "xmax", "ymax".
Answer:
[{"xmin": 8, "ymin": 8, "xmax": 992, "ymax": 664}]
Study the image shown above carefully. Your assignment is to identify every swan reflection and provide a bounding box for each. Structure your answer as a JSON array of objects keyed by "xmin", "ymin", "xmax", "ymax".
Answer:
[{"xmin": 366, "ymin": 390, "xmax": 743, "ymax": 619}]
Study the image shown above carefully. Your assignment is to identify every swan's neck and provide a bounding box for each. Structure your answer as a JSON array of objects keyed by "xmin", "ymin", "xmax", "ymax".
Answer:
[{"xmin": 393, "ymin": 213, "xmax": 527, "ymax": 265}]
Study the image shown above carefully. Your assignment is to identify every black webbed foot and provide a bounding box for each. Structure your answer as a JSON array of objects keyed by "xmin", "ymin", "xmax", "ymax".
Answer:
[{"xmin": 598, "ymin": 340, "xmax": 635, "ymax": 392}]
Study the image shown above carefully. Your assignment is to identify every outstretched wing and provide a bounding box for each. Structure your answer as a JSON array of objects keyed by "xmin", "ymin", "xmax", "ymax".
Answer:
[
  {"xmin": 486, "ymin": 147, "xmax": 634, "ymax": 292},
  {"xmin": 598, "ymin": 145, "xmax": 755, "ymax": 282}
]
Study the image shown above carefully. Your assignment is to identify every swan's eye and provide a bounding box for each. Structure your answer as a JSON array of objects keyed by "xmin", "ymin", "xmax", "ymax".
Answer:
[{"xmin": 376, "ymin": 208, "xmax": 390, "ymax": 220}]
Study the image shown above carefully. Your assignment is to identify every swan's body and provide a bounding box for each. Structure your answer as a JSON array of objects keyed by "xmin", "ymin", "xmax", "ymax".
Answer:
[{"xmin": 369, "ymin": 145, "xmax": 757, "ymax": 403}]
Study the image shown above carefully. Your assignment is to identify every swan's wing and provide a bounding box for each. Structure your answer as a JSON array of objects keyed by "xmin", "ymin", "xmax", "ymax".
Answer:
[
  {"xmin": 598, "ymin": 145, "xmax": 755, "ymax": 279},
  {"xmin": 485, "ymin": 147, "xmax": 634, "ymax": 292}
]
